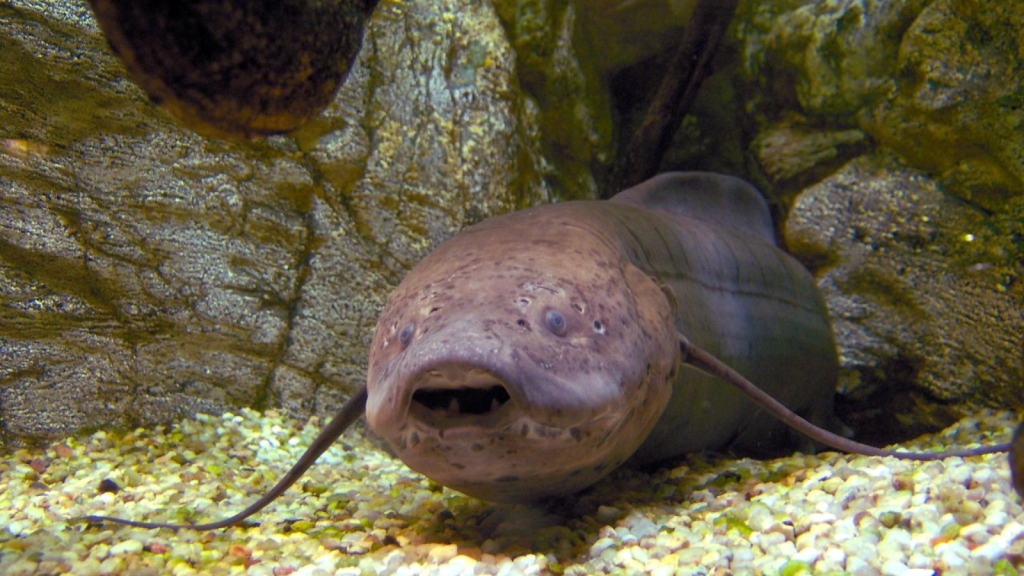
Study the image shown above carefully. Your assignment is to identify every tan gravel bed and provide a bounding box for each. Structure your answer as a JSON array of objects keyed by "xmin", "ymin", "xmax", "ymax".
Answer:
[{"xmin": 0, "ymin": 408, "xmax": 1021, "ymax": 576}]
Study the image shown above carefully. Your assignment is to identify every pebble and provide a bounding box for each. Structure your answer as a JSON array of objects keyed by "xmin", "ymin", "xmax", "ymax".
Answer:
[
  {"xmin": 845, "ymin": 555, "xmax": 875, "ymax": 576},
  {"xmin": 0, "ymin": 409, "xmax": 1019, "ymax": 576},
  {"xmin": 108, "ymin": 539, "xmax": 144, "ymax": 555},
  {"xmin": 427, "ymin": 544, "xmax": 459, "ymax": 564}
]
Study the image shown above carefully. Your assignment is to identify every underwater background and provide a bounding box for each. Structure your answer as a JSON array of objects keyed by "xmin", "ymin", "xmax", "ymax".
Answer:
[{"xmin": 0, "ymin": 0, "xmax": 1022, "ymax": 574}]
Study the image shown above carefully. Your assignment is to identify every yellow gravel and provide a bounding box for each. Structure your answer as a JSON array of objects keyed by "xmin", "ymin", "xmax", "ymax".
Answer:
[{"xmin": 1, "ymin": 408, "xmax": 1021, "ymax": 576}]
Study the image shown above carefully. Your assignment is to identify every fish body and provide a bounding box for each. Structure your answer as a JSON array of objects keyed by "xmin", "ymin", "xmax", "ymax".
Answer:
[
  {"xmin": 366, "ymin": 172, "xmax": 838, "ymax": 502},
  {"xmin": 83, "ymin": 173, "xmax": 1009, "ymax": 532}
]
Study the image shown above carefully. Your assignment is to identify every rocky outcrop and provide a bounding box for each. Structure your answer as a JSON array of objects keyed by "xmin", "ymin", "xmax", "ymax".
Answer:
[
  {"xmin": 737, "ymin": 0, "xmax": 1024, "ymax": 434},
  {"xmin": 786, "ymin": 154, "xmax": 1023, "ymax": 437},
  {"xmin": 742, "ymin": 0, "xmax": 1024, "ymax": 209},
  {"xmin": 0, "ymin": 0, "xmax": 551, "ymax": 446},
  {"xmin": 2, "ymin": 0, "xmax": 1020, "ymax": 447}
]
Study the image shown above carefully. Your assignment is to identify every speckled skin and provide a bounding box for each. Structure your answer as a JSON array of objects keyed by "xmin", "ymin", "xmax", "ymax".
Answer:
[{"xmin": 366, "ymin": 172, "xmax": 838, "ymax": 502}]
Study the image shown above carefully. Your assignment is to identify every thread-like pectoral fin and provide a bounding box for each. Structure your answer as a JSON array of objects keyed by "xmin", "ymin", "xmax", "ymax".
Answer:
[
  {"xmin": 80, "ymin": 386, "xmax": 368, "ymax": 530},
  {"xmin": 1012, "ymin": 421, "xmax": 1024, "ymax": 498},
  {"xmin": 677, "ymin": 333, "xmax": 1010, "ymax": 461}
]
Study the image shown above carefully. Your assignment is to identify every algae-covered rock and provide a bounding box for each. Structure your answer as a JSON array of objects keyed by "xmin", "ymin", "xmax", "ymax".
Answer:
[
  {"xmin": 490, "ymin": 0, "xmax": 614, "ymax": 199},
  {"xmin": 785, "ymin": 153, "xmax": 1024, "ymax": 436},
  {"xmin": 868, "ymin": 0, "xmax": 1024, "ymax": 210},
  {"xmin": 0, "ymin": 0, "xmax": 550, "ymax": 446},
  {"xmin": 735, "ymin": 0, "xmax": 1024, "ymax": 434},
  {"xmin": 751, "ymin": 115, "xmax": 870, "ymax": 198},
  {"xmin": 739, "ymin": 0, "xmax": 1024, "ymax": 209},
  {"xmin": 739, "ymin": 0, "xmax": 928, "ymax": 118}
]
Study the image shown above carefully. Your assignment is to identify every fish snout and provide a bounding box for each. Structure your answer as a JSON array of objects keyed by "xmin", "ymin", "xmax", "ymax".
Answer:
[
  {"xmin": 366, "ymin": 320, "xmax": 522, "ymax": 438},
  {"xmin": 368, "ymin": 316, "xmax": 608, "ymax": 435},
  {"xmin": 364, "ymin": 314, "xmax": 651, "ymax": 501},
  {"xmin": 369, "ymin": 356, "xmax": 635, "ymax": 502}
]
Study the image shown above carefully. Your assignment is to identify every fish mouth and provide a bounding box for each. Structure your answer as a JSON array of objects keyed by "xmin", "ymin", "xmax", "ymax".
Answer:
[{"xmin": 407, "ymin": 365, "xmax": 515, "ymax": 430}]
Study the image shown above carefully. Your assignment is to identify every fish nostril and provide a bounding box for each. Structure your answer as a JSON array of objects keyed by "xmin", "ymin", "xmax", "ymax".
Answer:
[{"xmin": 412, "ymin": 386, "xmax": 511, "ymax": 416}]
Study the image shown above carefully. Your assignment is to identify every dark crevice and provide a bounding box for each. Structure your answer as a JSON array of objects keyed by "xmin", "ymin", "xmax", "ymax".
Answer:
[
  {"xmin": 255, "ymin": 154, "xmax": 322, "ymax": 414},
  {"xmin": 834, "ymin": 357, "xmax": 961, "ymax": 446}
]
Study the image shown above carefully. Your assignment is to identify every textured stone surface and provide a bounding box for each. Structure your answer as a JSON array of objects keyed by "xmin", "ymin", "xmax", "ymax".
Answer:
[
  {"xmin": 786, "ymin": 153, "xmax": 1024, "ymax": 435},
  {"xmin": 3, "ymin": 0, "xmax": 1021, "ymax": 449},
  {"xmin": 750, "ymin": 115, "xmax": 870, "ymax": 197},
  {"xmin": 734, "ymin": 0, "xmax": 1023, "ymax": 435},
  {"xmin": 0, "ymin": 0, "xmax": 550, "ymax": 446},
  {"xmin": 491, "ymin": 0, "xmax": 614, "ymax": 199},
  {"xmin": 870, "ymin": 0, "xmax": 1024, "ymax": 210},
  {"xmin": 740, "ymin": 0, "xmax": 1024, "ymax": 209}
]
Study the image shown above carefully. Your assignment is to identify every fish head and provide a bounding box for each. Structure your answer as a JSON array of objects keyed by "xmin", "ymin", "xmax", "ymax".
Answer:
[{"xmin": 365, "ymin": 208, "xmax": 679, "ymax": 501}]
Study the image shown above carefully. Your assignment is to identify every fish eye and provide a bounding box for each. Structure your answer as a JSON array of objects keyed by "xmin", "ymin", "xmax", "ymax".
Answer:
[
  {"xmin": 545, "ymin": 310, "xmax": 568, "ymax": 337},
  {"xmin": 399, "ymin": 322, "xmax": 416, "ymax": 347}
]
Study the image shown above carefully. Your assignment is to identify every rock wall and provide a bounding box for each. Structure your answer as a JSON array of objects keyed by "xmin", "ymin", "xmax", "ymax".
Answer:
[
  {"xmin": 735, "ymin": 0, "xmax": 1024, "ymax": 436},
  {"xmin": 1, "ymin": 0, "xmax": 1020, "ymax": 446},
  {"xmin": 0, "ymin": 0, "xmax": 553, "ymax": 446}
]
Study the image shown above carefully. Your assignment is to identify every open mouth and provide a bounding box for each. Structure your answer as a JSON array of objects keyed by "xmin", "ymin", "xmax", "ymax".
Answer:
[
  {"xmin": 413, "ymin": 385, "xmax": 511, "ymax": 417},
  {"xmin": 407, "ymin": 366, "xmax": 514, "ymax": 428}
]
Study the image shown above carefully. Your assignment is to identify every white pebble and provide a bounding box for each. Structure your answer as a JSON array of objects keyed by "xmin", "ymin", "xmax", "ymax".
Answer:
[
  {"xmin": 427, "ymin": 544, "xmax": 459, "ymax": 564},
  {"xmin": 958, "ymin": 522, "xmax": 990, "ymax": 543},
  {"xmin": 877, "ymin": 528, "xmax": 911, "ymax": 555},
  {"xmin": 881, "ymin": 559, "xmax": 909, "ymax": 576},
  {"xmin": 438, "ymin": 555, "xmax": 478, "ymax": 576},
  {"xmin": 745, "ymin": 502, "xmax": 774, "ymax": 532},
  {"xmin": 845, "ymin": 555, "xmax": 879, "ymax": 576},
  {"xmin": 589, "ymin": 537, "xmax": 615, "ymax": 558},
  {"xmin": 108, "ymin": 539, "xmax": 144, "ymax": 555},
  {"xmin": 938, "ymin": 541, "xmax": 969, "ymax": 568},
  {"xmin": 792, "ymin": 546, "xmax": 820, "ymax": 564}
]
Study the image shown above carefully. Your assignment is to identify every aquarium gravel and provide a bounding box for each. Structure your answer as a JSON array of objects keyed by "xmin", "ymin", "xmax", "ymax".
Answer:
[{"xmin": 0, "ymin": 408, "xmax": 1021, "ymax": 576}]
